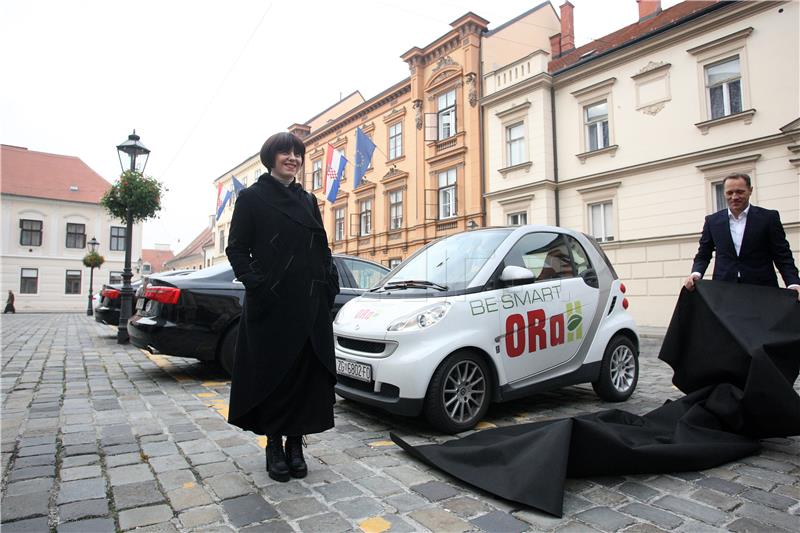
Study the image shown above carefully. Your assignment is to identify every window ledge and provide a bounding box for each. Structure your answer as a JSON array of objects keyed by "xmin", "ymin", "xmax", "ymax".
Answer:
[
  {"xmin": 498, "ymin": 161, "xmax": 532, "ymax": 175},
  {"xmin": 576, "ymin": 144, "xmax": 619, "ymax": 164},
  {"xmin": 695, "ymin": 109, "xmax": 755, "ymax": 135},
  {"xmin": 386, "ymin": 155, "xmax": 406, "ymax": 165}
]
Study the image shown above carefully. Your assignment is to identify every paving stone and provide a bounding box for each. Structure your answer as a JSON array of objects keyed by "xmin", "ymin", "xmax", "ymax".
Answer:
[
  {"xmin": 618, "ymin": 524, "xmax": 669, "ymax": 533},
  {"xmin": 61, "ymin": 454, "xmax": 101, "ymax": 468},
  {"xmin": 555, "ymin": 520, "xmax": 603, "ymax": 532},
  {"xmin": 385, "ymin": 492, "xmax": 429, "ymax": 512},
  {"xmin": 179, "ymin": 505, "xmax": 225, "ymax": 529},
  {"xmin": 735, "ymin": 466, "xmax": 796, "ymax": 485},
  {"xmin": 585, "ymin": 487, "xmax": 630, "ymax": 506},
  {"xmin": 333, "ymin": 496, "xmax": 385, "ymax": 519},
  {"xmin": 727, "ymin": 517, "xmax": 792, "ymax": 533},
  {"xmin": 118, "ymin": 503, "xmax": 174, "ymax": 530},
  {"xmin": 5, "ymin": 477, "xmax": 55, "ymax": 496},
  {"xmin": 56, "ymin": 517, "xmax": 115, "ymax": 533},
  {"xmin": 383, "ymin": 465, "xmax": 437, "ymax": 486},
  {"xmin": 332, "ymin": 461, "xmax": 373, "ymax": 480},
  {"xmin": 57, "ymin": 477, "xmax": 107, "ymax": 504},
  {"xmin": 409, "ymin": 508, "xmax": 472, "ymax": 532},
  {"xmin": 620, "ymin": 502, "xmax": 683, "ymax": 529},
  {"xmin": 315, "ymin": 480, "xmax": 364, "ymax": 501},
  {"xmin": 62, "ymin": 444, "xmax": 98, "ymax": 457},
  {"xmin": 17, "ymin": 443, "xmax": 56, "ymax": 456},
  {"xmin": 275, "ymin": 497, "xmax": 329, "ymax": 520},
  {"xmin": 470, "ymin": 510, "xmax": 529, "ymax": 533},
  {"xmin": 105, "ymin": 452, "xmax": 142, "ymax": 468},
  {"xmin": 57, "ymin": 499, "xmax": 110, "ymax": 523},
  {"xmin": 108, "ymin": 463, "xmax": 154, "ymax": 486},
  {"xmin": 741, "ymin": 488, "xmax": 797, "ymax": 511},
  {"xmin": 438, "ymin": 495, "xmax": 492, "ymax": 518},
  {"xmin": 0, "ymin": 517, "xmax": 50, "ymax": 532},
  {"xmin": 112, "ymin": 480, "xmax": 165, "ymax": 510},
  {"xmin": 296, "ymin": 511, "xmax": 352, "ymax": 533},
  {"xmin": 695, "ymin": 476, "xmax": 747, "ymax": 495},
  {"xmin": 690, "ymin": 488, "xmax": 740, "ymax": 512},
  {"xmin": 222, "ymin": 494, "xmax": 278, "ymax": 527},
  {"xmin": 736, "ymin": 502, "xmax": 800, "ymax": 531},
  {"xmin": 736, "ymin": 475, "xmax": 775, "ymax": 491},
  {"xmin": 188, "ymin": 451, "xmax": 227, "ymax": 466},
  {"xmin": 575, "ymin": 507, "xmax": 637, "ymax": 532},
  {"xmin": 239, "ymin": 520, "xmax": 294, "ymax": 533},
  {"xmin": 13, "ymin": 455, "xmax": 56, "ymax": 468},
  {"xmin": 166, "ymin": 483, "xmax": 214, "ymax": 511},
  {"xmin": 9, "ymin": 465, "xmax": 55, "ymax": 481},
  {"xmin": 618, "ymin": 481, "xmax": 659, "ymax": 502},
  {"xmin": 156, "ymin": 469, "xmax": 197, "ymax": 491},
  {"xmin": 1, "ymin": 491, "xmax": 50, "ymax": 520},
  {"xmin": 147, "ymin": 454, "xmax": 190, "ymax": 473},
  {"xmin": 356, "ymin": 475, "xmax": 404, "ymax": 498},
  {"xmin": 410, "ymin": 480, "xmax": 461, "ymax": 502},
  {"xmin": 196, "ymin": 460, "xmax": 237, "ymax": 478},
  {"xmin": 303, "ymin": 466, "xmax": 343, "ymax": 485},
  {"xmin": 61, "ymin": 464, "xmax": 102, "ymax": 481},
  {"xmin": 653, "ymin": 495, "xmax": 727, "ymax": 526},
  {"xmin": 206, "ymin": 472, "xmax": 254, "ymax": 500}
]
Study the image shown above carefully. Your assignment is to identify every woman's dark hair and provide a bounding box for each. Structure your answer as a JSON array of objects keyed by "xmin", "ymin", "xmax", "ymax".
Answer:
[{"xmin": 260, "ymin": 132, "xmax": 306, "ymax": 171}]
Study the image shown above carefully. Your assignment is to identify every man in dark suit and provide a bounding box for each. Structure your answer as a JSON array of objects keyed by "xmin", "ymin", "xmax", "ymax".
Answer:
[{"xmin": 684, "ymin": 173, "xmax": 799, "ymax": 300}]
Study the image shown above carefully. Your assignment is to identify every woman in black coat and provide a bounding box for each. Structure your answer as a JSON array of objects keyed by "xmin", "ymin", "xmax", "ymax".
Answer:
[{"xmin": 225, "ymin": 132, "xmax": 339, "ymax": 482}]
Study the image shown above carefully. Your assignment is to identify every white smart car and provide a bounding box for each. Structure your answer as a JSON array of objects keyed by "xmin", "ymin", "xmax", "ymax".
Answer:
[{"xmin": 333, "ymin": 226, "xmax": 639, "ymax": 433}]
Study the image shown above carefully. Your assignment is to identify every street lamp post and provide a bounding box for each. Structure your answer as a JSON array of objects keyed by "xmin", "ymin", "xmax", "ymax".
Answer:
[
  {"xmin": 86, "ymin": 236, "xmax": 100, "ymax": 316},
  {"xmin": 116, "ymin": 130, "xmax": 150, "ymax": 343}
]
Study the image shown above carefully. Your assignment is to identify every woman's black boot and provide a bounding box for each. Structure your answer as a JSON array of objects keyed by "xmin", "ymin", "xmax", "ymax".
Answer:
[
  {"xmin": 266, "ymin": 435, "xmax": 290, "ymax": 482},
  {"xmin": 284, "ymin": 436, "xmax": 307, "ymax": 478}
]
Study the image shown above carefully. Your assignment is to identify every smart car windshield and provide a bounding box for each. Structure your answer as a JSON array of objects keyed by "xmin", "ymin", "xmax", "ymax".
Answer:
[{"xmin": 381, "ymin": 229, "xmax": 512, "ymax": 292}]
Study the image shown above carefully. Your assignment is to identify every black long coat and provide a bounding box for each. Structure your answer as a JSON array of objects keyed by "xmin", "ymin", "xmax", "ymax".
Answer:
[{"xmin": 225, "ymin": 174, "xmax": 339, "ymax": 432}]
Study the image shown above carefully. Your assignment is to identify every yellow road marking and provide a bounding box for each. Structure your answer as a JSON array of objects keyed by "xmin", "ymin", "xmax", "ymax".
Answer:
[
  {"xmin": 182, "ymin": 482, "xmax": 196, "ymax": 489},
  {"xmin": 197, "ymin": 392, "xmax": 217, "ymax": 398},
  {"xmin": 256, "ymin": 436, "xmax": 268, "ymax": 449},
  {"xmin": 475, "ymin": 421, "xmax": 497, "ymax": 430},
  {"xmin": 359, "ymin": 516, "xmax": 391, "ymax": 533},
  {"xmin": 368, "ymin": 440, "xmax": 396, "ymax": 448}
]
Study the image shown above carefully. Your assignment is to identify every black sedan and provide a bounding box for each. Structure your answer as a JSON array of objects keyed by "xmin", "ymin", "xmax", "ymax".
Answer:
[
  {"xmin": 94, "ymin": 270, "xmax": 192, "ymax": 326},
  {"xmin": 127, "ymin": 255, "xmax": 389, "ymax": 375}
]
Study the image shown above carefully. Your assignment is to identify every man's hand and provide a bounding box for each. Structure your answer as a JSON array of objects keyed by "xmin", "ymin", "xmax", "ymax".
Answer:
[
  {"xmin": 684, "ymin": 273, "xmax": 700, "ymax": 291},
  {"xmin": 790, "ymin": 285, "xmax": 800, "ymax": 302}
]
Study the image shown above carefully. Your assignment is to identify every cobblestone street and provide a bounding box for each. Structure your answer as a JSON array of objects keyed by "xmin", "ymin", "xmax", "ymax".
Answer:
[{"xmin": 2, "ymin": 313, "xmax": 799, "ymax": 532}]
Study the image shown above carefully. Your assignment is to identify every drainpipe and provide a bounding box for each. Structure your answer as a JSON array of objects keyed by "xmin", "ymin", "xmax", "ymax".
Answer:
[{"xmin": 550, "ymin": 83, "xmax": 560, "ymax": 226}]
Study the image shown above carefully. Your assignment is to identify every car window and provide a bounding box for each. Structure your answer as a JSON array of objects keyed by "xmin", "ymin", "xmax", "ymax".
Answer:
[
  {"xmin": 503, "ymin": 232, "xmax": 575, "ymax": 282},
  {"xmin": 565, "ymin": 235, "xmax": 593, "ymax": 277},
  {"xmin": 339, "ymin": 259, "xmax": 387, "ymax": 289}
]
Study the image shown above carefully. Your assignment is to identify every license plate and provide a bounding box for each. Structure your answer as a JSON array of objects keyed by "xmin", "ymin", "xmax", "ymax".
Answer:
[
  {"xmin": 336, "ymin": 358, "xmax": 372, "ymax": 382},
  {"xmin": 135, "ymin": 298, "xmax": 145, "ymax": 310}
]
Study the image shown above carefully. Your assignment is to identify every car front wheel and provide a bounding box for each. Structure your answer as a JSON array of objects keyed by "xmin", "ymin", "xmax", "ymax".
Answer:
[
  {"xmin": 424, "ymin": 350, "xmax": 492, "ymax": 434},
  {"xmin": 592, "ymin": 334, "xmax": 638, "ymax": 402}
]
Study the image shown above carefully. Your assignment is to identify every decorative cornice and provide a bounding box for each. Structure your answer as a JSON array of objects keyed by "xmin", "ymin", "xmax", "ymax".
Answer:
[
  {"xmin": 571, "ymin": 77, "xmax": 617, "ymax": 98},
  {"xmin": 576, "ymin": 144, "xmax": 619, "ymax": 163},
  {"xmin": 694, "ymin": 109, "xmax": 756, "ymax": 135},
  {"xmin": 686, "ymin": 27, "xmax": 753, "ymax": 56},
  {"xmin": 577, "ymin": 181, "xmax": 621, "ymax": 195},
  {"xmin": 631, "ymin": 61, "xmax": 671, "ymax": 80},
  {"xmin": 496, "ymin": 101, "xmax": 531, "ymax": 119},
  {"xmin": 695, "ymin": 153, "xmax": 761, "ymax": 172}
]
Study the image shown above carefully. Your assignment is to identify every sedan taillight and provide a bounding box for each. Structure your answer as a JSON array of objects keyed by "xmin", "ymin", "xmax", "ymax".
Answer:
[
  {"xmin": 145, "ymin": 286, "xmax": 181, "ymax": 305},
  {"xmin": 101, "ymin": 288, "xmax": 120, "ymax": 299}
]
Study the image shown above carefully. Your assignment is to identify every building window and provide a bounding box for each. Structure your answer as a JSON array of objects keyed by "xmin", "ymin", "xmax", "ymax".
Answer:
[
  {"xmin": 110, "ymin": 226, "xmax": 126, "ymax": 251},
  {"xmin": 388, "ymin": 122, "xmax": 403, "ymax": 159},
  {"xmin": 585, "ymin": 101, "xmax": 609, "ymax": 151},
  {"xmin": 65, "ymin": 270, "xmax": 81, "ymax": 295},
  {"xmin": 334, "ymin": 207, "xmax": 345, "ymax": 241},
  {"xmin": 507, "ymin": 212, "xmax": 527, "ymax": 226},
  {"xmin": 359, "ymin": 199, "xmax": 372, "ymax": 236},
  {"xmin": 437, "ymin": 90, "xmax": 456, "ymax": 140},
  {"xmin": 20, "ymin": 219, "xmax": 43, "ymax": 246},
  {"xmin": 705, "ymin": 56, "xmax": 742, "ymax": 120},
  {"xmin": 712, "ymin": 181, "xmax": 726, "ymax": 212},
  {"xmin": 389, "ymin": 190, "xmax": 403, "ymax": 230},
  {"xmin": 506, "ymin": 123, "xmax": 525, "ymax": 166},
  {"xmin": 589, "ymin": 201, "xmax": 614, "ymax": 242},
  {"xmin": 20, "ymin": 268, "xmax": 38, "ymax": 294},
  {"xmin": 142, "ymin": 264, "xmax": 152, "ymax": 274},
  {"xmin": 438, "ymin": 168, "xmax": 457, "ymax": 220},
  {"xmin": 109, "ymin": 271, "xmax": 123, "ymax": 284},
  {"xmin": 388, "ymin": 258, "xmax": 402, "ymax": 269},
  {"xmin": 312, "ymin": 159, "xmax": 323, "ymax": 190},
  {"xmin": 66, "ymin": 223, "xmax": 86, "ymax": 249},
  {"xmin": 218, "ymin": 230, "xmax": 225, "ymax": 254}
]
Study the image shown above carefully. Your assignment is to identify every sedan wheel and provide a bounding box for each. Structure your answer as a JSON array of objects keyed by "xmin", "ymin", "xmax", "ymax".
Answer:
[
  {"xmin": 592, "ymin": 335, "xmax": 638, "ymax": 402},
  {"xmin": 425, "ymin": 350, "xmax": 492, "ymax": 434},
  {"xmin": 218, "ymin": 323, "xmax": 239, "ymax": 376}
]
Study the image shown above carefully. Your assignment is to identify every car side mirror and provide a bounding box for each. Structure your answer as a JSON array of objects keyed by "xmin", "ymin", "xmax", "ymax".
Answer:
[
  {"xmin": 580, "ymin": 268, "xmax": 599, "ymax": 288},
  {"xmin": 500, "ymin": 265, "xmax": 535, "ymax": 286}
]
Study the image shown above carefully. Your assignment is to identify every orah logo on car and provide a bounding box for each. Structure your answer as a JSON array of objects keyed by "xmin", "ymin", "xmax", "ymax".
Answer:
[{"xmin": 504, "ymin": 300, "xmax": 583, "ymax": 357}]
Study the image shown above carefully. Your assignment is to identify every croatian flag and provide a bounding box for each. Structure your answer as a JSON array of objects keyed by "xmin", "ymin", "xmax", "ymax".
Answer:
[{"xmin": 324, "ymin": 144, "xmax": 347, "ymax": 202}]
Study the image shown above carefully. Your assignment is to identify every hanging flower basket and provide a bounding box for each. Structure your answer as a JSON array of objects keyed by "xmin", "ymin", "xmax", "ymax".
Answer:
[
  {"xmin": 83, "ymin": 251, "xmax": 105, "ymax": 269},
  {"xmin": 101, "ymin": 170, "xmax": 164, "ymax": 223}
]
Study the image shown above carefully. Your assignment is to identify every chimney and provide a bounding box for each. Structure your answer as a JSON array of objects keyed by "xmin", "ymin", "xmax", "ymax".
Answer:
[
  {"xmin": 560, "ymin": 1, "xmax": 575, "ymax": 53},
  {"xmin": 549, "ymin": 33, "xmax": 562, "ymax": 57},
  {"xmin": 638, "ymin": 0, "xmax": 661, "ymax": 21}
]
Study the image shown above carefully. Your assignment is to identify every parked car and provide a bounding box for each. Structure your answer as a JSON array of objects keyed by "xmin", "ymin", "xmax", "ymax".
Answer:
[
  {"xmin": 332, "ymin": 226, "xmax": 639, "ymax": 433},
  {"xmin": 128, "ymin": 255, "xmax": 389, "ymax": 375},
  {"xmin": 95, "ymin": 270, "xmax": 193, "ymax": 326}
]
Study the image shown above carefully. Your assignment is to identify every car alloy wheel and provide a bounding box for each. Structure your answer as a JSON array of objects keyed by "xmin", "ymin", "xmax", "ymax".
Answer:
[
  {"xmin": 425, "ymin": 350, "xmax": 492, "ymax": 434},
  {"xmin": 592, "ymin": 335, "xmax": 638, "ymax": 402}
]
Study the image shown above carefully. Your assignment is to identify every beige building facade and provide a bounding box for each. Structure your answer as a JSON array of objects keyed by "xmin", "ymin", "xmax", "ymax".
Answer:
[{"xmin": 483, "ymin": 0, "xmax": 800, "ymax": 326}]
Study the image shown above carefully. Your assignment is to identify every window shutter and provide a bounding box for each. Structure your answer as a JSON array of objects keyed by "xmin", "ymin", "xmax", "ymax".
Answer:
[{"xmin": 424, "ymin": 113, "xmax": 438, "ymax": 141}]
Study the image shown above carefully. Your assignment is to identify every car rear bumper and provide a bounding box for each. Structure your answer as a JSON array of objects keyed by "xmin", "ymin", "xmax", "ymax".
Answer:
[
  {"xmin": 94, "ymin": 307, "xmax": 119, "ymax": 326},
  {"xmin": 127, "ymin": 315, "xmax": 216, "ymax": 362}
]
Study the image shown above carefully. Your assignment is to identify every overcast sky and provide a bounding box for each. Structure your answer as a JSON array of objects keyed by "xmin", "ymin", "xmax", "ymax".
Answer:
[{"xmin": 1, "ymin": 0, "xmax": 679, "ymax": 253}]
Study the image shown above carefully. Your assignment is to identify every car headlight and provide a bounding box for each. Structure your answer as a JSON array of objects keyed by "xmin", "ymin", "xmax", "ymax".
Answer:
[{"xmin": 387, "ymin": 302, "xmax": 451, "ymax": 332}]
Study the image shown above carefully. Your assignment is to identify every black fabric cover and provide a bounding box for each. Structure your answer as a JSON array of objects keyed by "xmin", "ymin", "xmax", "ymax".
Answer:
[{"xmin": 391, "ymin": 281, "xmax": 800, "ymax": 517}]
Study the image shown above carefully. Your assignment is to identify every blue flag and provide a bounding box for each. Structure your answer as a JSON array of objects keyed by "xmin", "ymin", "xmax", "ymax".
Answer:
[
  {"xmin": 215, "ymin": 190, "xmax": 231, "ymax": 221},
  {"xmin": 353, "ymin": 127, "xmax": 376, "ymax": 189},
  {"xmin": 231, "ymin": 175, "xmax": 245, "ymax": 196}
]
